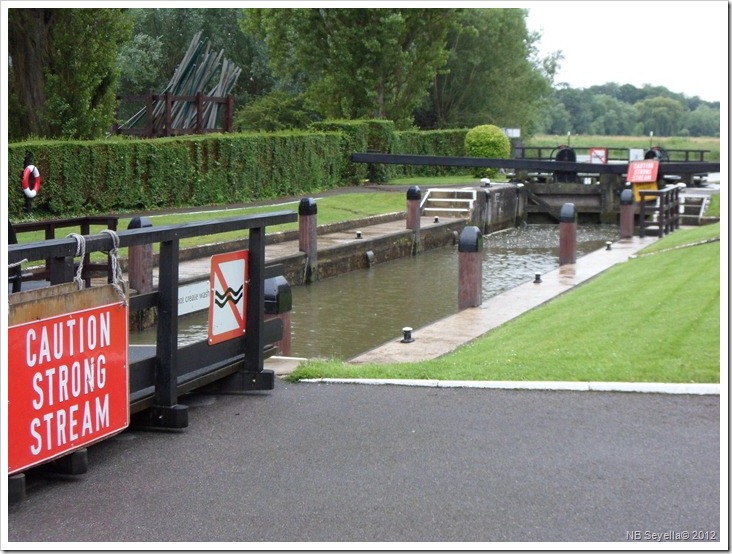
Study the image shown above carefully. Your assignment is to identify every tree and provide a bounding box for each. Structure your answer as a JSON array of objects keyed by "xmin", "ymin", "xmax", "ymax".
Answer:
[
  {"xmin": 116, "ymin": 33, "xmax": 165, "ymax": 96},
  {"xmin": 588, "ymin": 95, "xmax": 638, "ymax": 135},
  {"xmin": 417, "ymin": 8, "xmax": 554, "ymax": 132},
  {"xmin": 233, "ymin": 91, "xmax": 314, "ymax": 132},
  {"xmin": 8, "ymin": 8, "xmax": 132, "ymax": 140},
  {"xmin": 634, "ymin": 96, "xmax": 686, "ymax": 136},
  {"xmin": 683, "ymin": 104, "xmax": 720, "ymax": 137},
  {"xmin": 243, "ymin": 8, "xmax": 455, "ymax": 128},
  {"xmin": 554, "ymin": 88, "xmax": 595, "ymax": 134}
]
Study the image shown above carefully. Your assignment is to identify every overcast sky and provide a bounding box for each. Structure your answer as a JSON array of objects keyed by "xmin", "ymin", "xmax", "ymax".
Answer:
[{"xmin": 523, "ymin": 1, "xmax": 728, "ymax": 103}]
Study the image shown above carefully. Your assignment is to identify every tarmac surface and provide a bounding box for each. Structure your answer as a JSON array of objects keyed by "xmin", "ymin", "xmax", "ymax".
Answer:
[{"xmin": 6, "ymin": 383, "xmax": 721, "ymax": 545}]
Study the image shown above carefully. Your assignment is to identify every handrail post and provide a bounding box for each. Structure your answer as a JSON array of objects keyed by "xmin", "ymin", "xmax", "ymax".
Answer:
[
  {"xmin": 245, "ymin": 226, "xmax": 265, "ymax": 373},
  {"xmin": 138, "ymin": 237, "xmax": 188, "ymax": 429},
  {"xmin": 658, "ymin": 190, "xmax": 667, "ymax": 237},
  {"xmin": 639, "ymin": 193, "xmax": 647, "ymax": 238}
]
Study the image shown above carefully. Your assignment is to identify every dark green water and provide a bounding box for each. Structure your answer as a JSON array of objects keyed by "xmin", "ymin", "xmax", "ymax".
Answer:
[{"xmin": 131, "ymin": 224, "xmax": 619, "ymax": 360}]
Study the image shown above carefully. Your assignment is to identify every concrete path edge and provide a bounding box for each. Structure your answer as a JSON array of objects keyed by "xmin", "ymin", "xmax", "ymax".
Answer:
[{"xmin": 299, "ymin": 378, "xmax": 720, "ymax": 395}]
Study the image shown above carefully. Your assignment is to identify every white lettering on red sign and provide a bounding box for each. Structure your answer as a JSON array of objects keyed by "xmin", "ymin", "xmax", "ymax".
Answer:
[
  {"xmin": 627, "ymin": 160, "xmax": 659, "ymax": 183},
  {"xmin": 9, "ymin": 302, "xmax": 129, "ymax": 473}
]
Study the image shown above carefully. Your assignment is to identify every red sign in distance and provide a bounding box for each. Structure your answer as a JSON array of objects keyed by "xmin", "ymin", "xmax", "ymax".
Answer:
[
  {"xmin": 8, "ymin": 302, "xmax": 129, "ymax": 474},
  {"xmin": 627, "ymin": 159, "xmax": 659, "ymax": 183}
]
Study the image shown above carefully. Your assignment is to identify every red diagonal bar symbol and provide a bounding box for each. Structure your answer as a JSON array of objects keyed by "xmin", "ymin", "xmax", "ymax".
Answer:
[{"xmin": 213, "ymin": 262, "xmax": 245, "ymax": 329}]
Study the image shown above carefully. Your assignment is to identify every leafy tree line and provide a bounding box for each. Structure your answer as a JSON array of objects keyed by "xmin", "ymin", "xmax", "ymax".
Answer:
[
  {"xmin": 7, "ymin": 7, "xmax": 719, "ymax": 143},
  {"xmin": 537, "ymin": 83, "xmax": 720, "ymax": 137}
]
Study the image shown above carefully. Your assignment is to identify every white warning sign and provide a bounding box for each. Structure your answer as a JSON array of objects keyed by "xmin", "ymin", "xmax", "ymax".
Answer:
[{"xmin": 208, "ymin": 250, "xmax": 248, "ymax": 345}]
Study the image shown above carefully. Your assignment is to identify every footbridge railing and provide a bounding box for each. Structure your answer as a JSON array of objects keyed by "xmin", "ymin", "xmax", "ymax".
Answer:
[
  {"xmin": 638, "ymin": 185, "xmax": 683, "ymax": 238},
  {"xmin": 8, "ymin": 211, "xmax": 298, "ymax": 429}
]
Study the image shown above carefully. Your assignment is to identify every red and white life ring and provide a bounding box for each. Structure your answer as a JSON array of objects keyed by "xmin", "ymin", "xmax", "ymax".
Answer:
[{"xmin": 22, "ymin": 165, "xmax": 41, "ymax": 199}]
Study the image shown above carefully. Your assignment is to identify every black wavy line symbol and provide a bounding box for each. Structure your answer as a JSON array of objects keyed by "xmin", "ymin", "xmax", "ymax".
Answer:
[{"xmin": 214, "ymin": 285, "xmax": 244, "ymax": 308}]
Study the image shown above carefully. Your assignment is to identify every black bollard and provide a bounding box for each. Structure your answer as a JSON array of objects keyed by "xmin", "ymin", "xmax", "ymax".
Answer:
[
  {"xmin": 559, "ymin": 203, "xmax": 577, "ymax": 266},
  {"xmin": 619, "ymin": 189, "xmax": 635, "ymax": 239},
  {"xmin": 458, "ymin": 226, "xmax": 483, "ymax": 310},
  {"xmin": 406, "ymin": 186, "xmax": 421, "ymax": 255},
  {"xmin": 298, "ymin": 198, "xmax": 318, "ymax": 283}
]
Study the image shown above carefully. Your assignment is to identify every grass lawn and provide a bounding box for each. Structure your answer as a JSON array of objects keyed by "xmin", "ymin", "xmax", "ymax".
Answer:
[
  {"xmin": 14, "ymin": 192, "xmax": 407, "ymax": 262},
  {"xmin": 289, "ymin": 224, "xmax": 721, "ymax": 384},
  {"xmin": 389, "ymin": 174, "xmax": 478, "ymax": 186}
]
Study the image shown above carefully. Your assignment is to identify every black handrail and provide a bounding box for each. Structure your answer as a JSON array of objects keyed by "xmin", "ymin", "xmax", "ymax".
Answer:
[
  {"xmin": 9, "ymin": 210, "xmax": 298, "ymax": 428},
  {"xmin": 639, "ymin": 186, "xmax": 683, "ymax": 238},
  {"xmin": 11, "ymin": 215, "xmax": 119, "ymax": 287}
]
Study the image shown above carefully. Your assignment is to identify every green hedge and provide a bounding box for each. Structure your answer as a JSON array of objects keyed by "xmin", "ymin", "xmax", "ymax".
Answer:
[
  {"xmin": 9, "ymin": 132, "xmax": 347, "ymax": 218},
  {"xmin": 8, "ymin": 121, "xmax": 471, "ymax": 219},
  {"xmin": 392, "ymin": 129, "xmax": 468, "ymax": 178}
]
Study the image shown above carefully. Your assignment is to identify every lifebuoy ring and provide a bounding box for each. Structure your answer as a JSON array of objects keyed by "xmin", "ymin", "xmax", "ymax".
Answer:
[{"xmin": 22, "ymin": 165, "xmax": 41, "ymax": 199}]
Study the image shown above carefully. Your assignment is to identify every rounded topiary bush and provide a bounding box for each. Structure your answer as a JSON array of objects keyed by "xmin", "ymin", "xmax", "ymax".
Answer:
[{"xmin": 464, "ymin": 124, "xmax": 511, "ymax": 178}]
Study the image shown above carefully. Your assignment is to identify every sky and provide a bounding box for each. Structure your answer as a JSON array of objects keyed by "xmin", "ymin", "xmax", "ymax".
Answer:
[{"xmin": 523, "ymin": 1, "xmax": 728, "ymax": 103}]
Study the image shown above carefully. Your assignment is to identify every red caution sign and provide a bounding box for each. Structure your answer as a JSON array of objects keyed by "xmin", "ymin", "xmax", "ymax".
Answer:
[
  {"xmin": 627, "ymin": 159, "xmax": 659, "ymax": 183},
  {"xmin": 627, "ymin": 159, "xmax": 660, "ymax": 202},
  {"xmin": 8, "ymin": 302, "xmax": 129, "ymax": 474}
]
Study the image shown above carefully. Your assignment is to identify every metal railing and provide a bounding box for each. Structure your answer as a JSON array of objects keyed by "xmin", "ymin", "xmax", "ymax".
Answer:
[
  {"xmin": 8, "ymin": 210, "xmax": 298, "ymax": 428},
  {"xmin": 639, "ymin": 185, "xmax": 683, "ymax": 238}
]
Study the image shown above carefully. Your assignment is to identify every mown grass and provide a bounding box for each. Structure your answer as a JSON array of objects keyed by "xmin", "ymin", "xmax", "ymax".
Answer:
[
  {"xmin": 14, "ymin": 192, "xmax": 406, "ymax": 261},
  {"xmin": 706, "ymin": 192, "xmax": 721, "ymax": 217},
  {"xmin": 289, "ymin": 224, "xmax": 721, "ymax": 384}
]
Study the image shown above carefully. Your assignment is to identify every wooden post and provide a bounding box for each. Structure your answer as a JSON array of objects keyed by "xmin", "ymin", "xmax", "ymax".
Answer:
[
  {"xmin": 127, "ymin": 217, "xmax": 153, "ymax": 294},
  {"xmin": 145, "ymin": 90, "xmax": 154, "ymax": 138},
  {"xmin": 225, "ymin": 95, "xmax": 235, "ymax": 132},
  {"xmin": 298, "ymin": 198, "xmax": 318, "ymax": 283},
  {"xmin": 458, "ymin": 226, "xmax": 483, "ymax": 310},
  {"xmin": 406, "ymin": 186, "xmax": 421, "ymax": 255},
  {"xmin": 196, "ymin": 92, "xmax": 203, "ymax": 134},
  {"xmin": 619, "ymin": 189, "xmax": 635, "ymax": 239},
  {"xmin": 559, "ymin": 203, "xmax": 577, "ymax": 266},
  {"xmin": 164, "ymin": 91, "xmax": 172, "ymax": 137}
]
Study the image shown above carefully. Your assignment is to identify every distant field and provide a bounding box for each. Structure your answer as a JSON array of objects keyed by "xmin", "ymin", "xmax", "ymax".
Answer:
[{"xmin": 526, "ymin": 135, "xmax": 720, "ymax": 161}]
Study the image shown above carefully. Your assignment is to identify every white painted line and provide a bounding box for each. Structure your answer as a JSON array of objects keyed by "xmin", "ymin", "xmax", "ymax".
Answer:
[{"xmin": 298, "ymin": 378, "xmax": 720, "ymax": 395}]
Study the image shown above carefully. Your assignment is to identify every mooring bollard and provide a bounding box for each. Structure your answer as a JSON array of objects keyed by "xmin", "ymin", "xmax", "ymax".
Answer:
[
  {"xmin": 264, "ymin": 275, "xmax": 293, "ymax": 356},
  {"xmin": 559, "ymin": 203, "xmax": 577, "ymax": 266},
  {"xmin": 406, "ymin": 186, "xmax": 421, "ymax": 254},
  {"xmin": 298, "ymin": 197, "xmax": 318, "ymax": 283},
  {"xmin": 458, "ymin": 226, "xmax": 483, "ymax": 310},
  {"xmin": 127, "ymin": 216, "xmax": 153, "ymax": 294},
  {"xmin": 619, "ymin": 188, "xmax": 635, "ymax": 239}
]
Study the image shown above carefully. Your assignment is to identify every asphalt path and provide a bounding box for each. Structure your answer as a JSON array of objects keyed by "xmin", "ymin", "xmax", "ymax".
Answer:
[{"xmin": 6, "ymin": 382, "xmax": 721, "ymax": 545}]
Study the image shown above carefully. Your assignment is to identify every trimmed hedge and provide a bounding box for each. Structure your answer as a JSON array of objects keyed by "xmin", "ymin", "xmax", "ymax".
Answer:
[
  {"xmin": 8, "ymin": 121, "xmax": 471, "ymax": 219},
  {"xmin": 9, "ymin": 132, "xmax": 347, "ymax": 218},
  {"xmin": 392, "ymin": 129, "xmax": 468, "ymax": 178}
]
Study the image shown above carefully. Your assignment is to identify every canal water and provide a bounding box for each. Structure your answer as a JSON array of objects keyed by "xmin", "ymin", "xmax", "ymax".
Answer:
[
  {"xmin": 132, "ymin": 224, "xmax": 619, "ymax": 360},
  {"xmin": 289, "ymin": 224, "xmax": 618, "ymax": 360}
]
